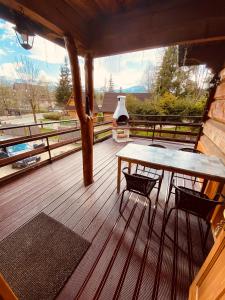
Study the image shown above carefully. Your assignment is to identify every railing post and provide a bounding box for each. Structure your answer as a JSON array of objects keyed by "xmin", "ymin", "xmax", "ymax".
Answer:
[
  {"xmin": 152, "ymin": 124, "xmax": 155, "ymax": 142},
  {"xmin": 159, "ymin": 124, "xmax": 162, "ymax": 137},
  {"xmin": 173, "ymin": 125, "xmax": 177, "ymax": 139},
  {"xmin": 46, "ymin": 137, "xmax": 52, "ymax": 162},
  {"xmin": 28, "ymin": 126, "xmax": 32, "ymax": 136}
]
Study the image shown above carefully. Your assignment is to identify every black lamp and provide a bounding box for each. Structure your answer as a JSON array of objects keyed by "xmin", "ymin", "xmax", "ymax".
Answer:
[{"xmin": 14, "ymin": 13, "xmax": 35, "ymax": 50}]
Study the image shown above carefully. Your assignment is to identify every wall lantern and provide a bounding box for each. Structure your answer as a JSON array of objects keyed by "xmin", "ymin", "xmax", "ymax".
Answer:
[{"xmin": 14, "ymin": 11, "xmax": 35, "ymax": 50}]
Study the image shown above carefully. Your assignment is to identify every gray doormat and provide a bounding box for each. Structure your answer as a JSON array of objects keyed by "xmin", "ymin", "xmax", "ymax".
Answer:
[{"xmin": 0, "ymin": 213, "xmax": 90, "ymax": 300}]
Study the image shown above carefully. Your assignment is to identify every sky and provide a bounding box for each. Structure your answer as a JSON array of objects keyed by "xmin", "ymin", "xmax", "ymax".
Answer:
[{"xmin": 0, "ymin": 19, "xmax": 164, "ymax": 90}]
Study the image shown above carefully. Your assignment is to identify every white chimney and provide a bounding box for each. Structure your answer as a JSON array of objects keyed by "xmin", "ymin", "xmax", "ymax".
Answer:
[{"xmin": 113, "ymin": 95, "xmax": 129, "ymax": 120}]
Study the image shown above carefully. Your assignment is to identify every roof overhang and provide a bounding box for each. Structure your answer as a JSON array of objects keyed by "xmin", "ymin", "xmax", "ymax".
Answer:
[
  {"xmin": 178, "ymin": 41, "xmax": 225, "ymax": 71},
  {"xmin": 1, "ymin": 0, "xmax": 225, "ymax": 65}
]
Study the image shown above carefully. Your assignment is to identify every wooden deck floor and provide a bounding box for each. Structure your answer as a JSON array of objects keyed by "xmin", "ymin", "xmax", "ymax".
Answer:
[{"xmin": 0, "ymin": 138, "xmax": 212, "ymax": 300}]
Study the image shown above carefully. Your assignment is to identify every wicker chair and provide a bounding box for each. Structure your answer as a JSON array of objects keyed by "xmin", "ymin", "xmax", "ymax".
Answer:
[
  {"xmin": 120, "ymin": 167, "xmax": 158, "ymax": 224},
  {"xmin": 135, "ymin": 144, "xmax": 166, "ymax": 204},
  {"xmin": 165, "ymin": 183, "xmax": 225, "ymax": 247},
  {"xmin": 167, "ymin": 147, "xmax": 202, "ymax": 201}
]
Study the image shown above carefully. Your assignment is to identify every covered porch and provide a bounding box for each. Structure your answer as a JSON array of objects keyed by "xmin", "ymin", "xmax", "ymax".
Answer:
[
  {"xmin": 0, "ymin": 138, "xmax": 212, "ymax": 300},
  {"xmin": 0, "ymin": 0, "xmax": 225, "ymax": 299}
]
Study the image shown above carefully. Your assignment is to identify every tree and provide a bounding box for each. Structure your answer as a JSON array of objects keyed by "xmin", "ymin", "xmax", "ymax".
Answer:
[
  {"xmin": 154, "ymin": 47, "xmax": 180, "ymax": 96},
  {"xmin": 55, "ymin": 57, "xmax": 72, "ymax": 106},
  {"xmin": 153, "ymin": 46, "xmax": 211, "ymax": 100},
  {"xmin": 108, "ymin": 74, "xmax": 114, "ymax": 92},
  {"xmin": 154, "ymin": 46, "xmax": 196, "ymax": 97},
  {"xmin": 16, "ymin": 56, "xmax": 40, "ymax": 123},
  {"xmin": 0, "ymin": 80, "xmax": 13, "ymax": 114},
  {"xmin": 142, "ymin": 63, "xmax": 155, "ymax": 92}
]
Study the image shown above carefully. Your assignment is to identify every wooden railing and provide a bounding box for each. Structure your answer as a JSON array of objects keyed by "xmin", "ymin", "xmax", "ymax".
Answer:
[
  {"xmin": 0, "ymin": 114, "xmax": 203, "ymax": 182},
  {"xmin": 0, "ymin": 120, "xmax": 112, "ymax": 182},
  {"xmin": 127, "ymin": 114, "xmax": 202, "ymax": 145},
  {"xmin": 129, "ymin": 114, "xmax": 202, "ymax": 122}
]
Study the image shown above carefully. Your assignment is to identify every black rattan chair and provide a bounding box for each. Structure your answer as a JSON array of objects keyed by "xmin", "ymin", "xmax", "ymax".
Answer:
[
  {"xmin": 167, "ymin": 147, "xmax": 202, "ymax": 201},
  {"xmin": 120, "ymin": 167, "xmax": 158, "ymax": 224},
  {"xmin": 165, "ymin": 183, "xmax": 225, "ymax": 247},
  {"xmin": 135, "ymin": 144, "xmax": 166, "ymax": 204}
]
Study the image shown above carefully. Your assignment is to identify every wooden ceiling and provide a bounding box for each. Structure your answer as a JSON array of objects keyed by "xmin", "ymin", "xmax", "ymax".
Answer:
[
  {"xmin": 0, "ymin": 0, "xmax": 225, "ymax": 62},
  {"xmin": 179, "ymin": 41, "xmax": 225, "ymax": 71}
]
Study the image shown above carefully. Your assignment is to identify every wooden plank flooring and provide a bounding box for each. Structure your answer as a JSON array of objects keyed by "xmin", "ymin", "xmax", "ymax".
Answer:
[{"xmin": 0, "ymin": 138, "xmax": 213, "ymax": 300}]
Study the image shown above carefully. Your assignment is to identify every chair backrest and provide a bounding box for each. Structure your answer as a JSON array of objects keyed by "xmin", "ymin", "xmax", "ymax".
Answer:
[
  {"xmin": 175, "ymin": 186, "xmax": 224, "ymax": 220},
  {"xmin": 148, "ymin": 144, "xmax": 166, "ymax": 149},
  {"xmin": 122, "ymin": 167, "xmax": 156, "ymax": 194},
  {"xmin": 179, "ymin": 147, "xmax": 202, "ymax": 154}
]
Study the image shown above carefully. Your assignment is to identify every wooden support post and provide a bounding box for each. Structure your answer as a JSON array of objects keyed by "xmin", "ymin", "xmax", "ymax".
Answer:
[
  {"xmin": 85, "ymin": 52, "xmax": 94, "ymax": 161},
  {"xmin": 65, "ymin": 35, "xmax": 94, "ymax": 186},
  {"xmin": 85, "ymin": 53, "xmax": 94, "ymax": 114}
]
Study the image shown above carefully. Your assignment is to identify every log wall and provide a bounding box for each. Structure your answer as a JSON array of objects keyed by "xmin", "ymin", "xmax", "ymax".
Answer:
[{"xmin": 197, "ymin": 69, "xmax": 225, "ymax": 236}]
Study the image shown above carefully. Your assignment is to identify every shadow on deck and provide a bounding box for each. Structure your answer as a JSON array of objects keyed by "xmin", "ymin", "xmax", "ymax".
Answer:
[{"xmin": 0, "ymin": 138, "xmax": 212, "ymax": 300}]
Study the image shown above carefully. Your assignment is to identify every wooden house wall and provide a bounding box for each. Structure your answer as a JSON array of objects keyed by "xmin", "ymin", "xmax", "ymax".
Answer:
[{"xmin": 197, "ymin": 70, "xmax": 225, "ymax": 235}]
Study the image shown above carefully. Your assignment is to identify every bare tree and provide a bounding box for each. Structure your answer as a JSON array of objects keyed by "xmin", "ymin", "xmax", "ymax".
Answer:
[
  {"xmin": 16, "ymin": 56, "xmax": 40, "ymax": 123},
  {"xmin": 141, "ymin": 63, "xmax": 157, "ymax": 93},
  {"xmin": 0, "ymin": 80, "xmax": 14, "ymax": 115},
  {"xmin": 94, "ymin": 90, "xmax": 104, "ymax": 109},
  {"xmin": 190, "ymin": 65, "xmax": 212, "ymax": 100}
]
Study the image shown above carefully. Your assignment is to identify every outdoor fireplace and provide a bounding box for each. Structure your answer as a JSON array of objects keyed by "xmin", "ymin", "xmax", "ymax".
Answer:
[{"xmin": 112, "ymin": 95, "xmax": 131, "ymax": 142}]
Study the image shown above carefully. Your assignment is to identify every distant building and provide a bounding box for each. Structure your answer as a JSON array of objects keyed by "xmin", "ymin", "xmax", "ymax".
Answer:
[{"xmin": 65, "ymin": 92, "xmax": 99, "ymax": 119}]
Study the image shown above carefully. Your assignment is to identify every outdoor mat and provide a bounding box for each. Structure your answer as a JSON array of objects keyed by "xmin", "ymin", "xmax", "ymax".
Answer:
[{"xmin": 0, "ymin": 213, "xmax": 91, "ymax": 300}]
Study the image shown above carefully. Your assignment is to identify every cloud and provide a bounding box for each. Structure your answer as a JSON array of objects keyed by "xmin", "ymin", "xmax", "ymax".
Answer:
[
  {"xmin": 38, "ymin": 70, "xmax": 57, "ymax": 83},
  {"xmin": 29, "ymin": 36, "xmax": 67, "ymax": 64},
  {"xmin": 94, "ymin": 48, "xmax": 164, "ymax": 89},
  {"xmin": 0, "ymin": 20, "xmax": 15, "ymax": 41},
  {"xmin": 0, "ymin": 49, "xmax": 6, "ymax": 56},
  {"xmin": 0, "ymin": 62, "xmax": 20, "ymax": 80}
]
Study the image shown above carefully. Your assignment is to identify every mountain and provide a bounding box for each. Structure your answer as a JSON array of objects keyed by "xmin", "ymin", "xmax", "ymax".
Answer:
[{"xmin": 116, "ymin": 85, "xmax": 147, "ymax": 93}]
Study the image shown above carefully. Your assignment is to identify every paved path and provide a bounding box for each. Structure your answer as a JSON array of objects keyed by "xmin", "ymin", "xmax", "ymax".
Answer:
[{"xmin": 0, "ymin": 114, "xmax": 44, "ymax": 125}]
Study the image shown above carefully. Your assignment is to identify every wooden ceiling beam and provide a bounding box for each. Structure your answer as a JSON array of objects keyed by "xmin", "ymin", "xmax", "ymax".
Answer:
[
  {"xmin": 90, "ymin": 0, "xmax": 225, "ymax": 57},
  {"xmin": 0, "ymin": 2, "xmax": 65, "ymax": 48},
  {"xmin": 179, "ymin": 42, "xmax": 225, "ymax": 72},
  {"xmin": 0, "ymin": 0, "xmax": 89, "ymax": 53}
]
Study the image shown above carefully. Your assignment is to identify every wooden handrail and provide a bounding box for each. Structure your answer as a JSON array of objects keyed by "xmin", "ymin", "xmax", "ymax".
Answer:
[
  {"xmin": 0, "ymin": 127, "xmax": 80, "ymax": 147},
  {"xmin": 129, "ymin": 120, "xmax": 202, "ymax": 127},
  {"xmin": 0, "ymin": 118, "xmax": 201, "ymax": 182},
  {"xmin": 129, "ymin": 114, "xmax": 202, "ymax": 118},
  {"xmin": 0, "ymin": 120, "xmax": 111, "ymax": 131},
  {"xmin": 0, "ymin": 127, "xmax": 112, "ymax": 168}
]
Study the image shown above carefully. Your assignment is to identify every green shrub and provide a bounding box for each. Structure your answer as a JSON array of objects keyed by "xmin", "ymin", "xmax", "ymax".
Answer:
[
  {"xmin": 97, "ymin": 112, "xmax": 104, "ymax": 123},
  {"xmin": 43, "ymin": 112, "xmax": 62, "ymax": 120},
  {"xmin": 127, "ymin": 92, "xmax": 206, "ymax": 119},
  {"xmin": 37, "ymin": 108, "xmax": 48, "ymax": 113}
]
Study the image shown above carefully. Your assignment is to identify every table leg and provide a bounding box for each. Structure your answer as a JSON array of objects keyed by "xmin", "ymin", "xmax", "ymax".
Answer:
[
  {"xmin": 117, "ymin": 157, "xmax": 122, "ymax": 193},
  {"xmin": 128, "ymin": 162, "xmax": 131, "ymax": 174},
  {"xmin": 201, "ymin": 179, "xmax": 208, "ymax": 194},
  {"xmin": 216, "ymin": 181, "xmax": 224, "ymax": 195}
]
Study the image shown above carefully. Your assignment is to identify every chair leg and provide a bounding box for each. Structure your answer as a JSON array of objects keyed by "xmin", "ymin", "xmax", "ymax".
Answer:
[
  {"xmin": 164, "ymin": 208, "xmax": 175, "ymax": 227},
  {"xmin": 167, "ymin": 173, "xmax": 174, "ymax": 202},
  {"xmin": 155, "ymin": 177, "xmax": 162, "ymax": 206},
  {"xmin": 203, "ymin": 222, "xmax": 211, "ymax": 249},
  {"xmin": 119, "ymin": 190, "xmax": 126, "ymax": 213},
  {"xmin": 135, "ymin": 164, "xmax": 138, "ymax": 173},
  {"xmin": 147, "ymin": 196, "xmax": 151, "ymax": 224},
  {"xmin": 193, "ymin": 176, "xmax": 197, "ymax": 186}
]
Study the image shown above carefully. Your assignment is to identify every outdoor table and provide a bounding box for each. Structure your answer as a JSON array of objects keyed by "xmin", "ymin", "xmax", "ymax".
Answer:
[{"xmin": 116, "ymin": 143, "xmax": 225, "ymax": 194}]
